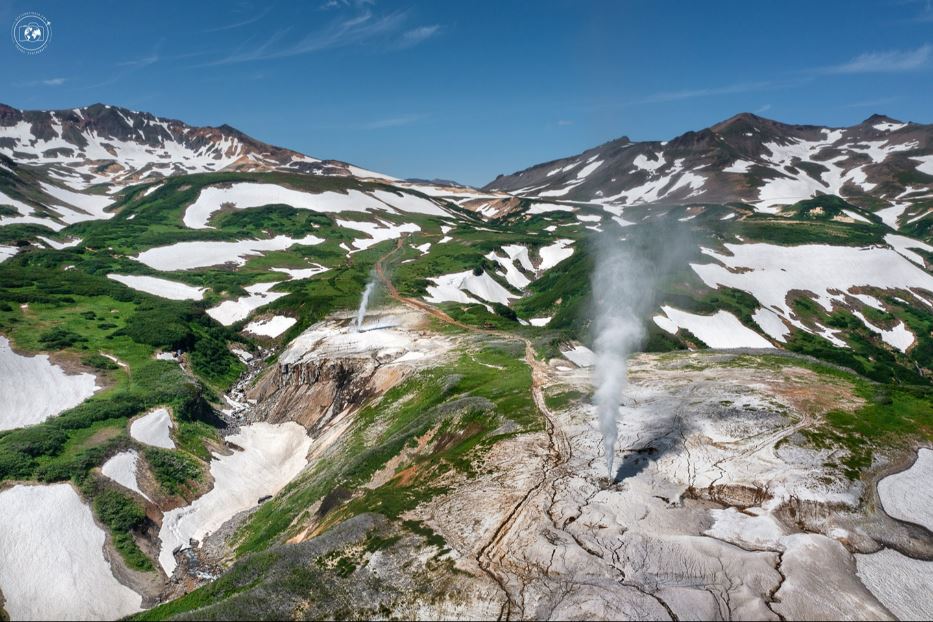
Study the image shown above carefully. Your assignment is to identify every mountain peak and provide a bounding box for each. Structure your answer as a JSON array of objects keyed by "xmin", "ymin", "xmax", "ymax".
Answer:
[
  {"xmin": 486, "ymin": 111, "xmax": 932, "ymax": 207},
  {"xmin": 862, "ymin": 113, "xmax": 901, "ymax": 125},
  {"xmin": 710, "ymin": 112, "xmax": 770, "ymax": 132}
]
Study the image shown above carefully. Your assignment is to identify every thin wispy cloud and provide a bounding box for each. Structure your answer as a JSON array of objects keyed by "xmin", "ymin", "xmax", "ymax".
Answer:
[
  {"xmin": 912, "ymin": 0, "xmax": 933, "ymax": 21},
  {"xmin": 842, "ymin": 96, "xmax": 901, "ymax": 108},
  {"xmin": 756, "ymin": 103, "xmax": 772, "ymax": 113},
  {"xmin": 357, "ymin": 114, "xmax": 422, "ymax": 129},
  {"xmin": 117, "ymin": 54, "xmax": 160, "ymax": 68},
  {"xmin": 631, "ymin": 78, "xmax": 807, "ymax": 105},
  {"xmin": 14, "ymin": 77, "xmax": 67, "ymax": 87},
  {"xmin": 557, "ymin": 119, "xmax": 574, "ymax": 126},
  {"xmin": 397, "ymin": 25, "xmax": 441, "ymax": 49},
  {"xmin": 199, "ymin": 6, "xmax": 439, "ymax": 66},
  {"xmin": 202, "ymin": 6, "xmax": 273, "ymax": 33},
  {"xmin": 820, "ymin": 43, "xmax": 932, "ymax": 73}
]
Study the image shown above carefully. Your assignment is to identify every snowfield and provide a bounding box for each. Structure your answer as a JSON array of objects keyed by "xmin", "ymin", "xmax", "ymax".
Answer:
[
  {"xmin": 130, "ymin": 407, "xmax": 175, "ymax": 449},
  {"xmin": 108, "ymin": 274, "xmax": 205, "ymax": 300},
  {"xmin": 486, "ymin": 249, "xmax": 531, "ymax": 289},
  {"xmin": 0, "ymin": 336, "xmax": 99, "ymax": 431},
  {"xmin": 561, "ymin": 344, "xmax": 595, "ymax": 367},
  {"xmin": 369, "ymin": 189, "xmax": 447, "ymax": 216},
  {"xmin": 270, "ymin": 264, "xmax": 329, "ymax": 280},
  {"xmin": 100, "ymin": 450, "xmax": 151, "ymax": 501},
  {"xmin": 877, "ymin": 448, "xmax": 933, "ymax": 532},
  {"xmin": 852, "ymin": 310, "xmax": 914, "ymax": 353},
  {"xmin": 38, "ymin": 236, "xmax": 82, "ymax": 250},
  {"xmin": 134, "ymin": 234, "xmax": 324, "ymax": 271},
  {"xmin": 885, "ymin": 233, "xmax": 933, "ymax": 267},
  {"xmin": 207, "ymin": 282, "xmax": 287, "ymax": 326},
  {"xmin": 538, "ymin": 239, "xmax": 575, "ymax": 270},
  {"xmin": 752, "ymin": 130, "xmax": 912, "ymax": 209},
  {"xmin": 39, "ymin": 181, "xmax": 115, "ymax": 220},
  {"xmin": 692, "ymin": 242, "xmax": 933, "ymax": 341},
  {"xmin": 424, "ymin": 270, "xmax": 516, "ymax": 308},
  {"xmin": 336, "ymin": 218, "xmax": 420, "ymax": 251},
  {"xmin": 0, "ymin": 245, "xmax": 18, "ymax": 263},
  {"xmin": 182, "ymin": 183, "xmax": 437, "ymax": 228},
  {"xmin": 245, "ymin": 315, "xmax": 297, "ymax": 338},
  {"xmin": 856, "ymin": 548, "xmax": 933, "ymax": 621},
  {"xmin": 653, "ymin": 306, "xmax": 773, "ymax": 349},
  {"xmin": 158, "ymin": 422, "xmax": 313, "ymax": 575},
  {"xmin": 0, "ymin": 484, "xmax": 143, "ymax": 620},
  {"xmin": 752, "ymin": 307, "xmax": 790, "ymax": 343}
]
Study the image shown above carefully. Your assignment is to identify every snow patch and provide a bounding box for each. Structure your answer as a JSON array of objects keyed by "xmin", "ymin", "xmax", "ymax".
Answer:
[
  {"xmin": 134, "ymin": 234, "xmax": 324, "ymax": 271},
  {"xmin": 856, "ymin": 548, "xmax": 933, "ymax": 621},
  {"xmin": 108, "ymin": 274, "xmax": 205, "ymax": 300},
  {"xmin": 0, "ymin": 484, "xmax": 143, "ymax": 620},
  {"xmin": 425, "ymin": 270, "xmax": 516, "ymax": 307},
  {"xmin": 538, "ymin": 239, "xmax": 574, "ymax": 270},
  {"xmin": 207, "ymin": 282, "xmax": 286, "ymax": 326},
  {"xmin": 101, "ymin": 450, "xmax": 151, "ymax": 502},
  {"xmin": 0, "ymin": 336, "xmax": 99, "ymax": 431},
  {"xmin": 885, "ymin": 233, "xmax": 932, "ymax": 267},
  {"xmin": 245, "ymin": 315, "xmax": 297, "ymax": 338},
  {"xmin": 654, "ymin": 306, "xmax": 772, "ymax": 349},
  {"xmin": 157, "ymin": 422, "xmax": 313, "ymax": 575},
  {"xmin": 561, "ymin": 344, "xmax": 595, "ymax": 367},
  {"xmin": 877, "ymin": 448, "xmax": 933, "ymax": 532},
  {"xmin": 130, "ymin": 407, "xmax": 175, "ymax": 449}
]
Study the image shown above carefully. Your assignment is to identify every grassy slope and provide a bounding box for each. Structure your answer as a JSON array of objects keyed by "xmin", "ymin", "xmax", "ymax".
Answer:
[{"xmin": 136, "ymin": 337, "xmax": 538, "ymax": 619}]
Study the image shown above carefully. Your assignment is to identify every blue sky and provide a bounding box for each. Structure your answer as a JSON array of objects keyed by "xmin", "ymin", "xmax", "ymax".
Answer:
[{"xmin": 2, "ymin": 0, "xmax": 932, "ymax": 186}]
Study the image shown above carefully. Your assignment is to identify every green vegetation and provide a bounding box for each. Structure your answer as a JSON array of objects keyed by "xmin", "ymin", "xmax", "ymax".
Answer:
[
  {"xmin": 544, "ymin": 388, "xmax": 586, "ymax": 411},
  {"xmin": 145, "ymin": 447, "xmax": 203, "ymax": 496},
  {"xmin": 92, "ymin": 488, "xmax": 153, "ymax": 571},
  {"xmin": 719, "ymin": 354, "xmax": 932, "ymax": 480},
  {"xmin": 130, "ymin": 550, "xmax": 280, "ymax": 621}
]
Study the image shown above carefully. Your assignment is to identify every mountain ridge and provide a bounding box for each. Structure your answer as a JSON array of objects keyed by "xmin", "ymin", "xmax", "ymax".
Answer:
[
  {"xmin": 0, "ymin": 102, "xmax": 396, "ymax": 189},
  {"xmin": 484, "ymin": 112, "xmax": 932, "ymax": 217}
]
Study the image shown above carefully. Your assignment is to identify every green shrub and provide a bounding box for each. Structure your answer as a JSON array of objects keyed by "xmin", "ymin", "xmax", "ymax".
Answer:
[
  {"xmin": 82, "ymin": 353, "xmax": 119, "ymax": 370},
  {"xmin": 38, "ymin": 327, "xmax": 87, "ymax": 349},
  {"xmin": 94, "ymin": 488, "xmax": 146, "ymax": 532},
  {"xmin": 145, "ymin": 448, "xmax": 202, "ymax": 495}
]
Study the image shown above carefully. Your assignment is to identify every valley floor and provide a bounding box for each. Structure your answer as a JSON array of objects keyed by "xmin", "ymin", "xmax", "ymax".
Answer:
[{"xmin": 138, "ymin": 295, "xmax": 932, "ymax": 620}]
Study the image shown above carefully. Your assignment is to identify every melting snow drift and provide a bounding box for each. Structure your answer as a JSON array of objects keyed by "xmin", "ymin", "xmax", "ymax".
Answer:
[
  {"xmin": 0, "ymin": 484, "xmax": 143, "ymax": 620},
  {"xmin": 158, "ymin": 422, "xmax": 312, "ymax": 575},
  {"xmin": 0, "ymin": 336, "xmax": 99, "ymax": 431},
  {"xmin": 130, "ymin": 407, "xmax": 175, "ymax": 449}
]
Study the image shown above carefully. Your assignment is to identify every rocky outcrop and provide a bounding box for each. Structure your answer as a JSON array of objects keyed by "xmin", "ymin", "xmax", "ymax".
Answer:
[{"xmin": 248, "ymin": 357, "xmax": 408, "ymax": 433}]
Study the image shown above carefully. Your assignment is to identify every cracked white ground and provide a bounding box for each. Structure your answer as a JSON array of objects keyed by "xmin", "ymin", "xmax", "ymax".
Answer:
[{"xmin": 410, "ymin": 351, "xmax": 932, "ymax": 620}]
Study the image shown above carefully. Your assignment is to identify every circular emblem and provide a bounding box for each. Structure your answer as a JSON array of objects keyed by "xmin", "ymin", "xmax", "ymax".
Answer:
[{"xmin": 11, "ymin": 12, "xmax": 51, "ymax": 55}]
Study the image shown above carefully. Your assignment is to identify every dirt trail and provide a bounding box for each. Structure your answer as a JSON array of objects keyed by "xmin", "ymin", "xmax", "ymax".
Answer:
[{"xmin": 375, "ymin": 238, "xmax": 571, "ymax": 618}]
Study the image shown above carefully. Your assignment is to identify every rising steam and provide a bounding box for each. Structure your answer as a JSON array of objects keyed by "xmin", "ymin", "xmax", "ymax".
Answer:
[
  {"xmin": 355, "ymin": 279, "xmax": 376, "ymax": 331},
  {"xmin": 590, "ymin": 224, "xmax": 688, "ymax": 479}
]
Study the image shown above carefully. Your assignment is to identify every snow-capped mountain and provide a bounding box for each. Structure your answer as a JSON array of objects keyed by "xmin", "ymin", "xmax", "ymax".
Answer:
[
  {"xmin": 485, "ymin": 113, "xmax": 933, "ymax": 218},
  {"xmin": 0, "ymin": 103, "xmax": 394, "ymax": 190}
]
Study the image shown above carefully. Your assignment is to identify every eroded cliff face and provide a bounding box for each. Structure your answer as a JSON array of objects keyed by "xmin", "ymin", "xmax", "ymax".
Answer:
[
  {"xmin": 246, "ymin": 309, "xmax": 456, "ymax": 434},
  {"xmin": 248, "ymin": 357, "xmax": 408, "ymax": 432}
]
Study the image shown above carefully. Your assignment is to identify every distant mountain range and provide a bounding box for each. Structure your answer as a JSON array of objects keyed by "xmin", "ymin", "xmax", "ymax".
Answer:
[
  {"xmin": 2, "ymin": 104, "xmax": 931, "ymax": 231},
  {"xmin": 0, "ymin": 103, "xmax": 392, "ymax": 188},
  {"xmin": 485, "ymin": 112, "xmax": 933, "ymax": 219}
]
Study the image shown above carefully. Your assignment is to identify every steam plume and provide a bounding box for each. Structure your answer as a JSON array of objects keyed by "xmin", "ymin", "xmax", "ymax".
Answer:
[
  {"xmin": 355, "ymin": 279, "xmax": 376, "ymax": 331},
  {"xmin": 590, "ymin": 224, "xmax": 687, "ymax": 479}
]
